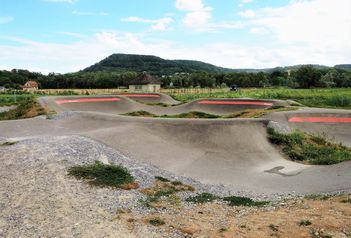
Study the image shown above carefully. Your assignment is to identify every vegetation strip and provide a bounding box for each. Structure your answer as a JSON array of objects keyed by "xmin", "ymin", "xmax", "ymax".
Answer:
[
  {"xmin": 289, "ymin": 117, "xmax": 351, "ymax": 123},
  {"xmin": 121, "ymin": 94, "xmax": 161, "ymax": 98},
  {"xmin": 122, "ymin": 107, "xmax": 297, "ymax": 119},
  {"xmin": 186, "ymin": 192, "xmax": 269, "ymax": 207},
  {"xmin": 267, "ymin": 128, "xmax": 351, "ymax": 165},
  {"xmin": 170, "ymin": 88, "xmax": 351, "ymax": 109}
]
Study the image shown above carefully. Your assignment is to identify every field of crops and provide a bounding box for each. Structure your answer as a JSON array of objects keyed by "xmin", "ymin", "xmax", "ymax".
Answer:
[
  {"xmin": 169, "ymin": 88, "xmax": 351, "ymax": 108},
  {"xmin": 0, "ymin": 94, "xmax": 34, "ymax": 106}
]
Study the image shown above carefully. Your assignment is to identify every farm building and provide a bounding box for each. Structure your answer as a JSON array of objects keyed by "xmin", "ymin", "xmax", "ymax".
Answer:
[
  {"xmin": 129, "ymin": 72, "xmax": 161, "ymax": 93},
  {"xmin": 22, "ymin": 81, "xmax": 39, "ymax": 92}
]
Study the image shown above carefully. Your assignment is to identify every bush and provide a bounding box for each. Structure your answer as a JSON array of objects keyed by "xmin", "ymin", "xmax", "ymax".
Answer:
[{"xmin": 67, "ymin": 161, "xmax": 136, "ymax": 189}]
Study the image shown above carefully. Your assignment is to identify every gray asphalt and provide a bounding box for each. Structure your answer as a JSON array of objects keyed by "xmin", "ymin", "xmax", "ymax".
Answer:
[{"xmin": 1, "ymin": 94, "xmax": 350, "ymax": 196}]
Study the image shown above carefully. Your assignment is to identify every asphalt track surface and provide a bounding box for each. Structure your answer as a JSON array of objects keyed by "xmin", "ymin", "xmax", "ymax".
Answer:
[{"xmin": 1, "ymin": 93, "xmax": 350, "ymax": 196}]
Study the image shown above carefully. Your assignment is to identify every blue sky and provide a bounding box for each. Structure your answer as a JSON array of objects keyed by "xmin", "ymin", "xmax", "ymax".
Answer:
[{"xmin": 0, "ymin": 0, "xmax": 350, "ymax": 73}]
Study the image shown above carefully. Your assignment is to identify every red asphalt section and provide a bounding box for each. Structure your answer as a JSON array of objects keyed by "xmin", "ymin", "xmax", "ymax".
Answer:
[
  {"xmin": 289, "ymin": 117, "xmax": 351, "ymax": 123},
  {"xmin": 198, "ymin": 100, "xmax": 273, "ymax": 106},
  {"xmin": 121, "ymin": 94, "xmax": 161, "ymax": 98},
  {"xmin": 56, "ymin": 98, "xmax": 120, "ymax": 105}
]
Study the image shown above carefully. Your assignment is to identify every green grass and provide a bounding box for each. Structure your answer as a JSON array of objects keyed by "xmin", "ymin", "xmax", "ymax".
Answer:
[
  {"xmin": 304, "ymin": 194, "xmax": 332, "ymax": 200},
  {"xmin": 169, "ymin": 88, "xmax": 351, "ymax": 109},
  {"xmin": 222, "ymin": 196, "xmax": 269, "ymax": 207},
  {"xmin": 155, "ymin": 176, "xmax": 171, "ymax": 182},
  {"xmin": 0, "ymin": 94, "xmax": 34, "ymax": 106},
  {"xmin": 123, "ymin": 110, "xmax": 220, "ymax": 119},
  {"xmin": 185, "ymin": 193, "xmax": 218, "ymax": 203},
  {"xmin": 140, "ymin": 178, "xmax": 195, "ymax": 208},
  {"xmin": 267, "ymin": 128, "xmax": 351, "ymax": 165},
  {"xmin": 186, "ymin": 193, "xmax": 269, "ymax": 207},
  {"xmin": 299, "ymin": 219, "xmax": 312, "ymax": 226},
  {"xmin": 0, "ymin": 98, "xmax": 45, "ymax": 120},
  {"xmin": 123, "ymin": 110, "xmax": 156, "ymax": 117},
  {"xmin": 67, "ymin": 161, "xmax": 136, "ymax": 189},
  {"xmin": 123, "ymin": 107, "xmax": 297, "ymax": 119}
]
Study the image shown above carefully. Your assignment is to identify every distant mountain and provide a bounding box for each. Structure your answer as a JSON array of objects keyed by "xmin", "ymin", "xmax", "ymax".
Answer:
[
  {"xmin": 335, "ymin": 64, "xmax": 351, "ymax": 71},
  {"xmin": 82, "ymin": 53, "xmax": 350, "ymax": 75},
  {"xmin": 82, "ymin": 53, "xmax": 235, "ymax": 75}
]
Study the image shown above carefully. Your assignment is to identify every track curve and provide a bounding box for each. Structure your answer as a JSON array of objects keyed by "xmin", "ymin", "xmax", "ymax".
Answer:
[{"xmin": 0, "ymin": 95, "xmax": 350, "ymax": 196}]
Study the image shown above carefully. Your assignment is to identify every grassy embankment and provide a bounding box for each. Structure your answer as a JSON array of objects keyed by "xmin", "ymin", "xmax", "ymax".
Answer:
[
  {"xmin": 267, "ymin": 128, "xmax": 351, "ymax": 165},
  {"xmin": 168, "ymin": 88, "xmax": 351, "ymax": 109},
  {"xmin": 0, "ymin": 97, "xmax": 47, "ymax": 120}
]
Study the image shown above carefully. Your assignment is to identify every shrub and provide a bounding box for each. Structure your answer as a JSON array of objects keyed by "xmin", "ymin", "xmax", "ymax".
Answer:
[{"xmin": 67, "ymin": 161, "xmax": 136, "ymax": 189}]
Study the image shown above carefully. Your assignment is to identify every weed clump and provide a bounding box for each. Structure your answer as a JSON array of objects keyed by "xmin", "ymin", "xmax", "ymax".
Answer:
[
  {"xmin": 148, "ymin": 217, "xmax": 165, "ymax": 226},
  {"xmin": 223, "ymin": 196, "xmax": 269, "ymax": 207},
  {"xmin": 67, "ymin": 161, "xmax": 137, "ymax": 189},
  {"xmin": 155, "ymin": 176, "xmax": 170, "ymax": 182},
  {"xmin": 140, "ymin": 178, "xmax": 194, "ymax": 208},
  {"xmin": 299, "ymin": 219, "xmax": 312, "ymax": 226},
  {"xmin": 185, "ymin": 193, "xmax": 218, "ymax": 204},
  {"xmin": 0, "ymin": 141, "xmax": 17, "ymax": 146}
]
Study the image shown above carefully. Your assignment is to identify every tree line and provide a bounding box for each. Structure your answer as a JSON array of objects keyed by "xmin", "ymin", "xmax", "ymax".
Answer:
[{"xmin": 0, "ymin": 65, "xmax": 350, "ymax": 90}]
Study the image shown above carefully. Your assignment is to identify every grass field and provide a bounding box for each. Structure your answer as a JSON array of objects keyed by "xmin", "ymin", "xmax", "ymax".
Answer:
[{"xmin": 168, "ymin": 88, "xmax": 351, "ymax": 109}]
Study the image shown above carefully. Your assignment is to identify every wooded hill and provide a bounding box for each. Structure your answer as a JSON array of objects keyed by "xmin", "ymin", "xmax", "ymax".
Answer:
[
  {"xmin": 82, "ymin": 54, "xmax": 235, "ymax": 75},
  {"xmin": 82, "ymin": 53, "xmax": 351, "ymax": 75}
]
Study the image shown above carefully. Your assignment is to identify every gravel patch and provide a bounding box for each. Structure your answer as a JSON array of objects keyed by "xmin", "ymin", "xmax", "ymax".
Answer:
[
  {"xmin": 267, "ymin": 120, "xmax": 293, "ymax": 134},
  {"xmin": 0, "ymin": 106, "xmax": 16, "ymax": 113}
]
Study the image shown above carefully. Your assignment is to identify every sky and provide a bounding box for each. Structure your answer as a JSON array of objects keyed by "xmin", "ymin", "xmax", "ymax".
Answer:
[{"xmin": 0, "ymin": 0, "xmax": 350, "ymax": 74}]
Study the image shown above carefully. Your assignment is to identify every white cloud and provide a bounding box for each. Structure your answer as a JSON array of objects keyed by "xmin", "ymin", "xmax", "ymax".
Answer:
[
  {"xmin": 244, "ymin": 0, "xmax": 351, "ymax": 51},
  {"xmin": 72, "ymin": 11, "xmax": 108, "ymax": 16},
  {"xmin": 0, "ymin": 16, "xmax": 14, "ymax": 24},
  {"xmin": 58, "ymin": 32, "xmax": 86, "ymax": 38},
  {"xmin": 249, "ymin": 27, "xmax": 268, "ymax": 35},
  {"xmin": 175, "ymin": 0, "xmax": 204, "ymax": 11},
  {"xmin": 121, "ymin": 17, "xmax": 173, "ymax": 31},
  {"xmin": 1, "ymin": 28, "xmax": 349, "ymax": 74},
  {"xmin": 238, "ymin": 10, "xmax": 255, "ymax": 18},
  {"xmin": 175, "ymin": 0, "xmax": 211, "ymax": 30},
  {"xmin": 182, "ymin": 9, "xmax": 212, "ymax": 29}
]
